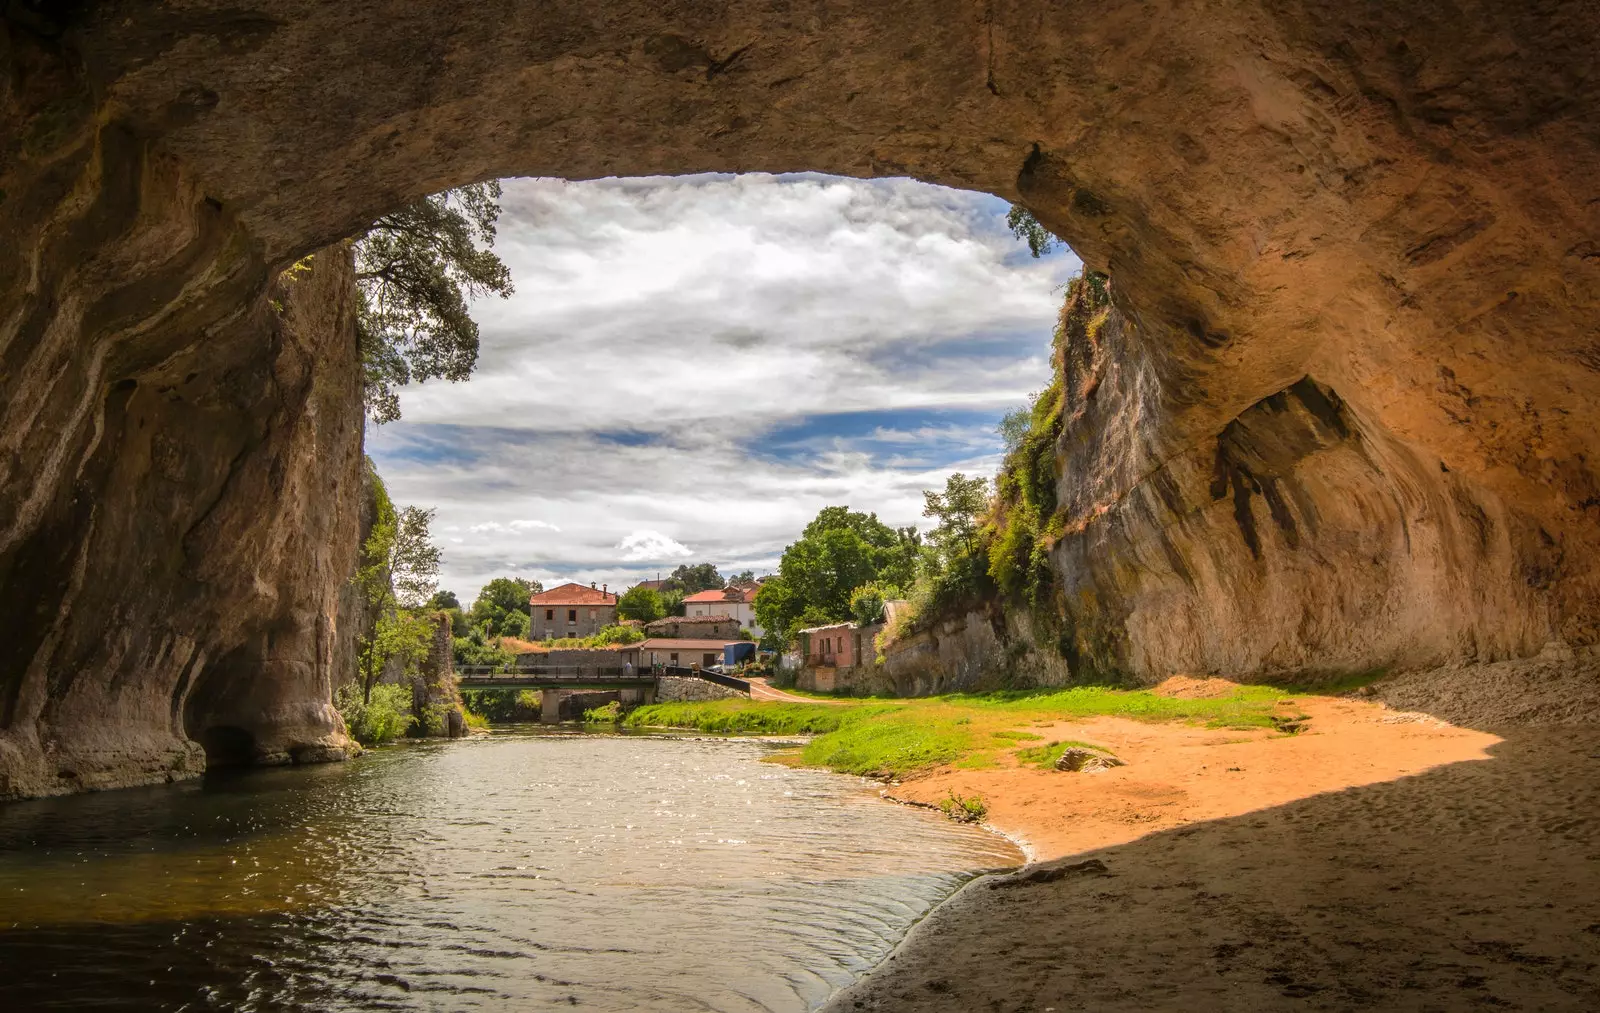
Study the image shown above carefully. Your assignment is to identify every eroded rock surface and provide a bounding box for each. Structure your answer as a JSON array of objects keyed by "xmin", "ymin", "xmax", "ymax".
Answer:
[{"xmin": 2, "ymin": 2, "xmax": 1598, "ymax": 794}]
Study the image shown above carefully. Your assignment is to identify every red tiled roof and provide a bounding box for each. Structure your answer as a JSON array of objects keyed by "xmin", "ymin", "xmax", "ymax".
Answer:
[
  {"xmin": 529, "ymin": 582, "xmax": 618, "ymax": 606},
  {"xmin": 683, "ymin": 587, "xmax": 754, "ymax": 603},
  {"xmin": 647, "ymin": 614, "xmax": 736, "ymax": 625}
]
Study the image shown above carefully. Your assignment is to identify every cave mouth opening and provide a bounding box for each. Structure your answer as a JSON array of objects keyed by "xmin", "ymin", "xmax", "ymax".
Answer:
[
  {"xmin": 197, "ymin": 725, "xmax": 258, "ymax": 768},
  {"xmin": 365, "ymin": 172, "xmax": 1083, "ymax": 601}
]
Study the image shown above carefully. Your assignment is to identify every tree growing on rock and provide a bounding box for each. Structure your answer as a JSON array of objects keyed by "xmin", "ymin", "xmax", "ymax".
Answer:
[
  {"xmin": 350, "ymin": 474, "xmax": 443, "ymax": 705},
  {"xmin": 354, "ymin": 181, "xmax": 514, "ymax": 422}
]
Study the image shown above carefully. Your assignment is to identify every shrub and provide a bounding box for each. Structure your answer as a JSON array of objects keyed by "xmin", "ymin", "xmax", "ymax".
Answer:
[
  {"xmin": 336, "ymin": 682, "xmax": 414, "ymax": 745},
  {"xmin": 583, "ymin": 700, "xmax": 623, "ymax": 723},
  {"xmin": 938, "ymin": 791, "xmax": 988, "ymax": 823}
]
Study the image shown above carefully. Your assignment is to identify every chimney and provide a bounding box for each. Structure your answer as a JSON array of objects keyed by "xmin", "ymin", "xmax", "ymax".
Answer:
[
  {"xmin": 590, "ymin": 581, "xmax": 597, "ymax": 589},
  {"xmin": 602, "ymin": 583, "xmax": 608, "ymax": 595}
]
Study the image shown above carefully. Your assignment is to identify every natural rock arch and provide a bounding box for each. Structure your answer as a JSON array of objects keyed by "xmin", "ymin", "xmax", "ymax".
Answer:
[{"xmin": 1, "ymin": 1, "xmax": 1596, "ymax": 796}]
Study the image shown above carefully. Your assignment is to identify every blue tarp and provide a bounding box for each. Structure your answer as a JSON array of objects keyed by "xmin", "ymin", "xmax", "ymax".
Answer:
[{"xmin": 722, "ymin": 641, "xmax": 757, "ymax": 667}]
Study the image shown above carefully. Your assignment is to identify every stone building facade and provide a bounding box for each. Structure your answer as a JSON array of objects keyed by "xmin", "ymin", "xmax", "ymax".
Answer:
[
  {"xmin": 644, "ymin": 615, "xmax": 742, "ymax": 640},
  {"xmin": 529, "ymin": 582, "xmax": 618, "ymax": 639}
]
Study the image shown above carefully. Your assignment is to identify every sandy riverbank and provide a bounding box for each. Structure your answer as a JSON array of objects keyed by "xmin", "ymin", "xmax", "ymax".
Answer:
[
  {"xmin": 879, "ymin": 677, "xmax": 1501, "ymax": 862},
  {"xmin": 826, "ymin": 668, "xmax": 1600, "ymax": 1011}
]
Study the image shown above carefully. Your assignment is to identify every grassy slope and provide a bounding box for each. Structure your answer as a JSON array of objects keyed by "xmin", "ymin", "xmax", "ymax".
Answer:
[{"xmin": 624, "ymin": 685, "xmax": 1297, "ymax": 779}]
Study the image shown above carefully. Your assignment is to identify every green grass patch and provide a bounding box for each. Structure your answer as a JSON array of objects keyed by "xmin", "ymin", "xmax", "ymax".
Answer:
[
  {"xmin": 1014, "ymin": 739, "xmax": 1113, "ymax": 770},
  {"xmin": 625, "ymin": 683, "xmax": 1298, "ymax": 780}
]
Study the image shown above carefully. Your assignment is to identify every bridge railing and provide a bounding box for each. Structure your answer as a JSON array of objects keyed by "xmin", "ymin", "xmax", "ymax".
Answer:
[{"xmin": 457, "ymin": 665, "xmax": 633, "ymax": 679}]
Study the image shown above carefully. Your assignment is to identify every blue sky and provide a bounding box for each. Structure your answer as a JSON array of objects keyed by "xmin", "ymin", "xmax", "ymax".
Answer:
[{"xmin": 367, "ymin": 173, "xmax": 1079, "ymax": 602}]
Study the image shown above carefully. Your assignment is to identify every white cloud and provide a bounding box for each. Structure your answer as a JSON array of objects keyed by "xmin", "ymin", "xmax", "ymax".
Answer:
[
  {"xmin": 617, "ymin": 530, "xmax": 693, "ymax": 562},
  {"xmin": 467, "ymin": 519, "xmax": 562, "ymax": 533}
]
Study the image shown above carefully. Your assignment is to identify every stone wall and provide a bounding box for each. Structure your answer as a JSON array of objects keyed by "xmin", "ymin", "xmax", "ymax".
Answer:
[
  {"xmin": 513, "ymin": 649, "xmax": 624, "ymax": 672},
  {"xmin": 656, "ymin": 675, "xmax": 746, "ymax": 703}
]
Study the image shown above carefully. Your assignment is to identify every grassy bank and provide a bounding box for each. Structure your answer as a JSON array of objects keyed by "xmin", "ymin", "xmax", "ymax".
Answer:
[{"xmin": 624, "ymin": 684, "xmax": 1299, "ymax": 779}]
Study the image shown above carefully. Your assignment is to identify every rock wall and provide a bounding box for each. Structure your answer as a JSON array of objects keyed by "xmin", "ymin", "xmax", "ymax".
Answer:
[
  {"xmin": 2, "ymin": 2, "xmax": 1598, "ymax": 793},
  {"xmin": 0, "ymin": 237, "xmax": 363, "ymax": 798},
  {"xmin": 655, "ymin": 675, "xmax": 746, "ymax": 703},
  {"xmin": 1047, "ymin": 309, "xmax": 1567, "ymax": 683},
  {"xmin": 411, "ymin": 612, "xmax": 466, "ymax": 738}
]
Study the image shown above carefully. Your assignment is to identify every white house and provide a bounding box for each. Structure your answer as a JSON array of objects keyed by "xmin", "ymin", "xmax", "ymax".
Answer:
[{"xmin": 681, "ymin": 586, "xmax": 762, "ymax": 637}]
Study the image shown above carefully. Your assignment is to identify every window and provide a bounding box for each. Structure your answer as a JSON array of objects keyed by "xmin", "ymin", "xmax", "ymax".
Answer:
[
  {"xmin": 568, "ymin": 609, "xmax": 577, "ymax": 622},
  {"xmin": 545, "ymin": 609, "xmax": 554, "ymax": 621},
  {"xmin": 703, "ymin": 653, "xmax": 718, "ymax": 668},
  {"xmin": 669, "ymin": 653, "xmax": 679, "ymax": 665},
  {"xmin": 588, "ymin": 609, "xmax": 596, "ymax": 620}
]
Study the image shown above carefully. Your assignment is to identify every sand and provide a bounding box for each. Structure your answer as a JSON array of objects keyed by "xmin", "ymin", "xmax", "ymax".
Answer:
[{"xmin": 824, "ymin": 669, "xmax": 1600, "ymax": 1011}]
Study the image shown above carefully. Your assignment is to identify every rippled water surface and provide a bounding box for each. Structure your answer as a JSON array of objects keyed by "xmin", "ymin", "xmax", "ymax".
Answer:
[{"xmin": 0, "ymin": 729, "xmax": 1020, "ymax": 1011}]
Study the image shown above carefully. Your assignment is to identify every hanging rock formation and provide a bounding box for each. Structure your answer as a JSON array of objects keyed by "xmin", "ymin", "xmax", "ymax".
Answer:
[{"xmin": 2, "ymin": 1, "xmax": 1597, "ymax": 795}]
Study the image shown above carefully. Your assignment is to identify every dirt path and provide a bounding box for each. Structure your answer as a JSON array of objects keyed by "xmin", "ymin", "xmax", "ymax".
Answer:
[
  {"xmin": 744, "ymin": 677, "xmax": 854, "ymax": 704},
  {"xmin": 825, "ymin": 677, "xmax": 1600, "ymax": 1010}
]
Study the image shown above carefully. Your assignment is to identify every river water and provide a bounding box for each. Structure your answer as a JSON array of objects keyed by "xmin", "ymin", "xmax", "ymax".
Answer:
[{"xmin": 0, "ymin": 728, "xmax": 1020, "ymax": 1011}]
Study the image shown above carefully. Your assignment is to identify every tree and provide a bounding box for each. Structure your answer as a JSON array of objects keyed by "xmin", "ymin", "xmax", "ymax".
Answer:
[
  {"xmin": 499, "ymin": 608, "xmax": 531, "ymax": 639},
  {"xmin": 753, "ymin": 577, "xmax": 800, "ymax": 651},
  {"xmin": 669, "ymin": 562, "xmax": 723, "ymax": 593},
  {"xmin": 617, "ymin": 585, "xmax": 667, "ymax": 623},
  {"xmin": 428, "ymin": 589, "xmax": 461, "ymax": 609},
  {"xmin": 923, "ymin": 473, "xmax": 990, "ymax": 558},
  {"xmin": 468, "ymin": 577, "xmax": 542, "ymax": 637},
  {"xmin": 1006, "ymin": 205, "xmax": 1058, "ymax": 258},
  {"xmin": 351, "ymin": 467, "xmax": 443, "ymax": 703},
  {"xmin": 730, "ymin": 569, "xmax": 756, "ymax": 585},
  {"xmin": 849, "ymin": 582, "xmax": 901, "ymax": 627},
  {"xmin": 755, "ymin": 506, "xmax": 923, "ymax": 648},
  {"xmin": 355, "ymin": 182, "xmax": 514, "ymax": 423}
]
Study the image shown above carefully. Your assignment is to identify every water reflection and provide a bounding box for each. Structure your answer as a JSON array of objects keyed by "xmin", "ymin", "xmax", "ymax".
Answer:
[{"xmin": 0, "ymin": 729, "xmax": 1020, "ymax": 1011}]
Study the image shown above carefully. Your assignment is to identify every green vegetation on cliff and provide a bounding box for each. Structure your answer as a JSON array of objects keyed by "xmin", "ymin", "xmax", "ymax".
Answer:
[{"xmin": 625, "ymin": 683, "xmax": 1291, "ymax": 779}]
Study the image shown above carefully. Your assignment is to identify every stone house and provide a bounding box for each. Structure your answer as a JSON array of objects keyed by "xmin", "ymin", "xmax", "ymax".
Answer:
[
  {"xmin": 682, "ymin": 586, "xmax": 762, "ymax": 637},
  {"xmin": 796, "ymin": 619, "xmax": 887, "ymax": 694},
  {"xmin": 644, "ymin": 614, "xmax": 742, "ymax": 640},
  {"xmin": 529, "ymin": 582, "xmax": 618, "ymax": 639}
]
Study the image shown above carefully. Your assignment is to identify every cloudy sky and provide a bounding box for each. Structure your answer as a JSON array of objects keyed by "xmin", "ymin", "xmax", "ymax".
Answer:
[{"xmin": 367, "ymin": 173, "xmax": 1079, "ymax": 603}]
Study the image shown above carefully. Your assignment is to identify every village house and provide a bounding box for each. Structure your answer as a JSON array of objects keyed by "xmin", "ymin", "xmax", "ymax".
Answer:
[
  {"xmin": 682, "ymin": 586, "xmax": 762, "ymax": 637},
  {"xmin": 633, "ymin": 638, "xmax": 733, "ymax": 671},
  {"xmin": 644, "ymin": 614, "xmax": 742, "ymax": 640},
  {"xmin": 793, "ymin": 606, "xmax": 902, "ymax": 694},
  {"xmin": 529, "ymin": 582, "xmax": 618, "ymax": 639}
]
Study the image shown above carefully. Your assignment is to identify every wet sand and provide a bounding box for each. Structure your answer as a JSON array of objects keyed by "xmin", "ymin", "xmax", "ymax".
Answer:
[{"xmin": 825, "ymin": 673, "xmax": 1600, "ymax": 1011}]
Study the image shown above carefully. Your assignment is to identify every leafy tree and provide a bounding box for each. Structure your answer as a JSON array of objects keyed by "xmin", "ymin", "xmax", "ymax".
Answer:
[
  {"xmin": 730, "ymin": 569, "xmax": 756, "ymax": 585},
  {"xmin": 1006, "ymin": 205, "xmax": 1058, "ymax": 258},
  {"xmin": 617, "ymin": 585, "xmax": 667, "ymax": 623},
  {"xmin": 756, "ymin": 507, "xmax": 923, "ymax": 647},
  {"xmin": 499, "ymin": 608, "xmax": 531, "ymax": 640},
  {"xmin": 355, "ymin": 182, "xmax": 514, "ymax": 423},
  {"xmin": 753, "ymin": 577, "xmax": 800, "ymax": 651},
  {"xmin": 468, "ymin": 577, "xmax": 541, "ymax": 637},
  {"xmin": 669, "ymin": 562, "xmax": 724, "ymax": 593},
  {"xmin": 428, "ymin": 589, "xmax": 460, "ymax": 609},
  {"xmin": 923, "ymin": 473, "xmax": 989, "ymax": 558},
  {"xmin": 350, "ymin": 468, "xmax": 442, "ymax": 704},
  {"xmin": 849, "ymin": 582, "xmax": 901, "ymax": 626}
]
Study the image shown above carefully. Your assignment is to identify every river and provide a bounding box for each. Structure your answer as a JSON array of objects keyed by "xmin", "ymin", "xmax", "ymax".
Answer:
[{"xmin": 0, "ymin": 728, "xmax": 1021, "ymax": 1011}]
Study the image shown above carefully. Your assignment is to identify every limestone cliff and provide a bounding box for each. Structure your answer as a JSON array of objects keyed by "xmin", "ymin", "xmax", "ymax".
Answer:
[
  {"xmin": 0, "ymin": 237, "xmax": 363, "ymax": 799},
  {"xmin": 2, "ymin": 2, "xmax": 1598, "ymax": 795}
]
